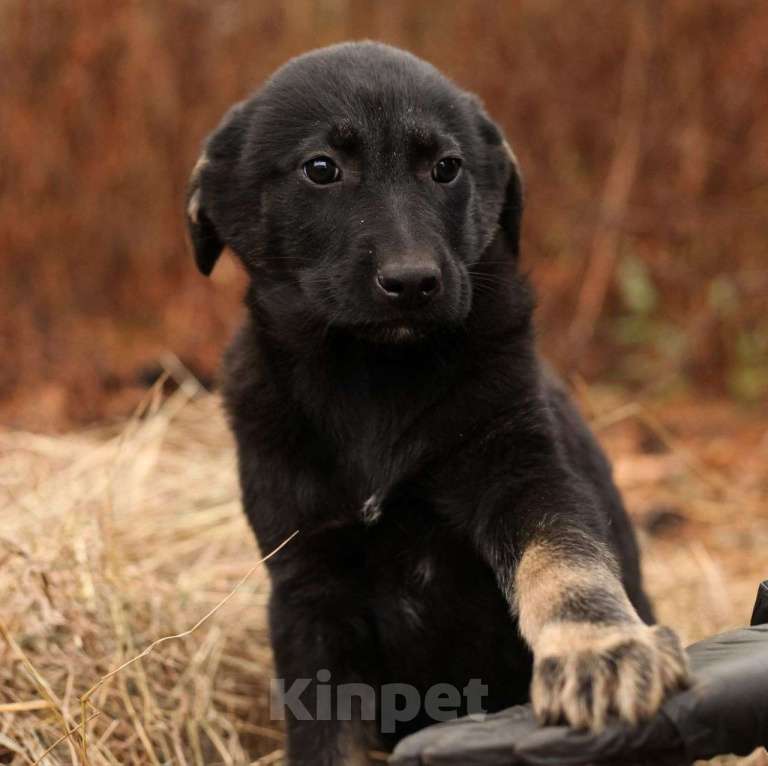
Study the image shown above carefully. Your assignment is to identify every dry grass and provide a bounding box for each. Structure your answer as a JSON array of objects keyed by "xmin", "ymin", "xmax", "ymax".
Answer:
[
  {"xmin": 1, "ymin": 380, "xmax": 766, "ymax": 764},
  {"xmin": 0, "ymin": 383, "xmax": 284, "ymax": 764}
]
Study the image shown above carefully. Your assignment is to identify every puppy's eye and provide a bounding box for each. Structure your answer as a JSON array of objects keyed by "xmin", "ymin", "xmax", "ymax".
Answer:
[
  {"xmin": 303, "ymin": 156, "xmax": 341, "ymax": 185},
  {"xmin": 432, "ymin": 157, "xmax": 462, "ymax": 184}
]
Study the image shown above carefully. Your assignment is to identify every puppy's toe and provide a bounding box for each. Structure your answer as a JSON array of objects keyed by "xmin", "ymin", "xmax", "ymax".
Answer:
[
  {"xmin": 531, "ymin": 656, "xmax": 566, "ymax": 724},
  {"xmin": 562, "ymin": 652, "xmax": 615, "ymax": 730},
  {"xmin": 651, "ymin": 624, "xmax": 689, "ymax": 690},
  {"xmin": 611, "ymin": 639, "xmax": 660, "ymax": 724}
]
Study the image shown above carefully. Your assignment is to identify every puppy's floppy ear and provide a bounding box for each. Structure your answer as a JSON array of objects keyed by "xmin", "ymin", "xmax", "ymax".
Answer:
[
  {"xmin": 471, "ymin": 101, "xmax": 525, "ymax": 255},
  {"xmin": 499, "ymin": 140, "xmax": 524, "ymax": 250},
  {"xmin": 186, "ymin": 100, "xmax": 248, "ymax": 276},
  {"xmin": 186, "ymin": 152, "xmax": 223, "ymax": 276}
]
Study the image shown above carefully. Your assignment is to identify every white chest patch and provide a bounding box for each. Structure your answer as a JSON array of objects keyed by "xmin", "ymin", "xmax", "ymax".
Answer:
[
  {"xmin": 415, "ymin": 554, "xmax": 435, "ymax": 586},
  {"xmin": 360, "ymin": 494, "xmax": 382, "ymax": 525}
]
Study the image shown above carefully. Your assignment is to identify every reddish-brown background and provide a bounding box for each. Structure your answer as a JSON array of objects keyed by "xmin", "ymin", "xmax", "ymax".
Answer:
[{"xmin": 2, "ymin": 0, "xmax": 767, "ymax": 427}]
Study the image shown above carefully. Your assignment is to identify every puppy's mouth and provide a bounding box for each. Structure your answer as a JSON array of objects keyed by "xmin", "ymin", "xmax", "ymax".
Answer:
[{"xmin": 347, "ymin": 320, "xmax": 430, "ymax": 344}]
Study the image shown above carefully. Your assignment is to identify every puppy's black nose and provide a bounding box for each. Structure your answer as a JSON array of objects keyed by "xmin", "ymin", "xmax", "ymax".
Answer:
[{"xmin": 375, "ymin": 264, "xmax": 443, "ymax": 308}]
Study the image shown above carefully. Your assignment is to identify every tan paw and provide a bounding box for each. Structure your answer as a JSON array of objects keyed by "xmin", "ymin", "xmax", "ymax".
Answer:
[{"xmin": 531, "ymin": 622, "xmax": 689, "ymax": 731}]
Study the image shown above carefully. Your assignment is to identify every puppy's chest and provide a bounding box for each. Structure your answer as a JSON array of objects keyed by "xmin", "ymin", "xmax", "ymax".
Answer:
[
  {"xmin": 329, "ymin": 402, "xmax": 425, "ymax": 501},
  {"xmin": 361, "ymin": 514, "xmax": 516, "ymax": 644}
]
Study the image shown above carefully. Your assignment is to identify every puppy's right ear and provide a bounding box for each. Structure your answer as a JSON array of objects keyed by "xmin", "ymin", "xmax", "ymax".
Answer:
[
  {"xmin": 186, "ymin": 101, "xmax": 249, "ymax": 276},
  {"xmin": 186, "ymin": 152, "xmax": 224, "ymax": 276}
]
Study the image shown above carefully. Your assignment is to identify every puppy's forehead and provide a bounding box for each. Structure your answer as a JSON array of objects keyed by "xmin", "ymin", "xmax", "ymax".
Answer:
[
  {"xmin": 257, "ymin": 43, "xmax": 472, "ymax": 147},
  {"xmin": 328, "ymin": 120, "xmax": 360, "ymax": 150},
  {"xmin": 326, "ymin": 116, "xmax": 447, "ymax": 152}
]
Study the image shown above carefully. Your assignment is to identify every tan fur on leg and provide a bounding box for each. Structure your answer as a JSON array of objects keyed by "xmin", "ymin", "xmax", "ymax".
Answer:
[
  {"xmin": 516, "ymin": 542, "xmax": 689, "ymax": 731},
  {"xmin": 514, "ymin": 540, "xmax": 632, "ymax": 643},
  {"xmin": 336, "ymin": 720, "xmax": 373, "ymax": 766}
]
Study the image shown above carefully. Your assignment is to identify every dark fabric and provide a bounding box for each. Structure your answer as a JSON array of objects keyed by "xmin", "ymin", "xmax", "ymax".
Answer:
[
  {"xmin": 391, "ymin": 619, "xmax": 768, "ymax": 764},
  {"xmin": 752, "ymin": 580, "xmax": 768, "ymax": 626}
]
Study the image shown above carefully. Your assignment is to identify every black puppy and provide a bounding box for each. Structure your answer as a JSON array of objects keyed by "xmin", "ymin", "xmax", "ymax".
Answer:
[{"xmin": 187, "ymin": 42, "xmax": 688, "ymax": 764}]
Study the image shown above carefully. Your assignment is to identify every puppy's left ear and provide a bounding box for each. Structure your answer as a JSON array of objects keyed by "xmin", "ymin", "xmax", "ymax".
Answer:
[
  {"xmin": 498, "ymin": 140, "xmax": 524, "ymax": 250},
  {"xmin": 186, "ymin": 153, "xmax": 224, "ymax": 276},
  {"xmin": 473, "ymin": 104, "xmax": 524, "ymax": 254}
]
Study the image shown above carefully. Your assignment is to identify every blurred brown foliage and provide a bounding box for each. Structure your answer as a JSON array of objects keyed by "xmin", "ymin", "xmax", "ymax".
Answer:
[{"xmin": 1, "ymin": 0, "xmax": 767, "ymax": 427}]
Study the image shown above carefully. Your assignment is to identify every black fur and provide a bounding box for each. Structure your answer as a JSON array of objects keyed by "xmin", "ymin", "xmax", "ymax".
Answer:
[{"xmin": 188, "ymin": 42, "xmax": 653, "ymax": 763}]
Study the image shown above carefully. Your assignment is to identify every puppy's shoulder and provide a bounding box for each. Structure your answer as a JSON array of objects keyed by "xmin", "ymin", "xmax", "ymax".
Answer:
[
  {"xmin": 538, "ymin": 363, "xmax": 581, "ymax": 424},
  {"xmin": 537, "ymin": 363, "xmax": 618, "ymax": 492},
  {"xmin": 219, "ymin": 318, "xmax": 266, "ymax": 420}
]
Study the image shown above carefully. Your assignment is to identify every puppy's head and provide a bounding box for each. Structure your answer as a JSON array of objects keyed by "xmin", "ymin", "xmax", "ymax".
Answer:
[{"xmin": 187, "ymin": 42, "xmax": 522, "ymax": 342}]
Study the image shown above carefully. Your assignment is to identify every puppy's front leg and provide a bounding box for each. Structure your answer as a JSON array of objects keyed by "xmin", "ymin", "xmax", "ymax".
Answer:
[
  {"xmin": 514, "ymin": 533, "xmax": 689, "ymax": 731},
  {"xmin": 269, "ymin": 579, "xmax": 376, "ymax": 765}
]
